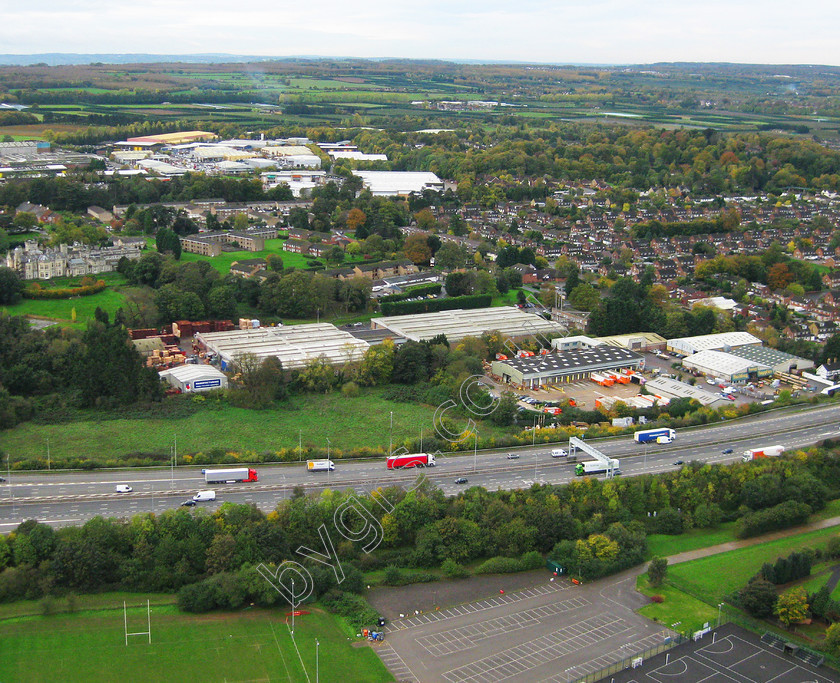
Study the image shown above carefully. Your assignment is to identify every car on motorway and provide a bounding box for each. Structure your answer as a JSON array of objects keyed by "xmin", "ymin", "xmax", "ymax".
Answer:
[
  {"xmin": 722, "ymin": 448, "xmax": 733, "ymax": 454},
  {"xmin": 454, "ymin": 477, "xmax": 468, "ymax": 484},
  {"xmin": 115, "ymin": 484, "xmax": 133, "ymax": 493},
  {"xmin": 180, "ymin": 500, "xmax": 197, "ymax": 507},
  {"xmin": 0, "ymin": 477, "xmax": 5, "ymax": 482},
  {"xmin": 551, "ymin": 448, "xmax": 568, "ymax": 457},
  {"xmin": 506, "ymin": 453, "xmax": 520, "ymax": 459},
  {"xmin": 673, "ymin": 460, "xmax": 684, "ymax": 466}
]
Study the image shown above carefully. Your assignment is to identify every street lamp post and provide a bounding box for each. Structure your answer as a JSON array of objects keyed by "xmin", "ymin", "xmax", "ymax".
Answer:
[
  {"xmin": 291, "ymin": 578, "xmax": 295, "ymax": 636},
  {"xmin": 717, "ymin": 602, "xmax": 724, "ymax": 628},
  {"xmin": 316, "ymin": 638, "xmax": 320, "ymax": 683},
  {"xmin": 473, "ymin": 431, "xmax": 477, "ymax": 473},
  {"xmin": 326, "ymin": 438, "xmax": 331, "ymax": 484},
  {"xmin": 389, "ymin": 411, "xmax": 393, "ymax": 455}
]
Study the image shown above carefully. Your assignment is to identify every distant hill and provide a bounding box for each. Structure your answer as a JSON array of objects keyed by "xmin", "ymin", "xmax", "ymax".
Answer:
[{"xmin": 0, "ymin": 54, "xmax": 312, "ymax": 66}]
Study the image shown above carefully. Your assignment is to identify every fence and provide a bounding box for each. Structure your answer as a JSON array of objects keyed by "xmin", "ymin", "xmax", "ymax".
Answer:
[{"xmin": 572, "ymin": 633, "xmax": 688, "ymax": 683}]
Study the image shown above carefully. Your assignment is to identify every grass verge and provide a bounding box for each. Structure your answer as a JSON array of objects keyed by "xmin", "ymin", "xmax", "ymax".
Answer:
[{"xmin": 636, "ymin": 575, "xmax": 720, "ymax": 634}]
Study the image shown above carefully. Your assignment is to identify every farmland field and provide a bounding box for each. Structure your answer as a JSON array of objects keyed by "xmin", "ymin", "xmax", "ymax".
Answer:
[{"xmin": 0, "ymin": 601, "xmax": 392, "ymax": 683}]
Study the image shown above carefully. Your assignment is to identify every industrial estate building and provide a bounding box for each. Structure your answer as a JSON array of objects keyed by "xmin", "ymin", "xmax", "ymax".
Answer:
[
  {"xmin": 372, "ymin": 306, "xmax": 565, "ymax": 343},
  {"xmin": 353, "ymin": 171, "xmax": 444, "ymax": 196},
  {"xmin": 180, "ymin": 228, "xmax": 276, "ymax": 257},
  {"xmin": 490, "ymin": 346, "xmax": 644, "ymax": 389},
  {"xmin": 159, "ymin": 364, "xmax": 228, "ymax": 393},
  {"xmin": 725, "ymin": 344, "xmax": 815, "ymax": 374},
  {"xmin": 642, "ymin": 376, "xmax": 728, "ymax": 408},
  {"xmin": 681, "ymin": 349, "xmax": 773, "ymax": 383},
  {"xmin": 195, "ymin": 323, "xmax": 369, "ymax": 371},
  {"xmin": 666, "ymin": 331, "xmax": 762, "ymax": 356}
]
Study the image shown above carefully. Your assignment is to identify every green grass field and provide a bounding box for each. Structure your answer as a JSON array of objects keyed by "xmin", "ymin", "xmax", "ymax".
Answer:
[
  {"xmin": 178, "ymin": 238, "xmax": 365, "ymax": 276},
  {"xmin": 667, "ymin": 526, "xmax": 840, "ymax": 604},
  {"xmin": 0, "ymin": 602, "xmax": 392, "ymax": 683},
  {"xmin": 646, "ymin": 523, "xmax": 739, "ymax": 559},
  {"xmin": 636, "ymin": 575, "xmax": 719, "ymax": 634},
  {"xmin": 1, "ymin": 387, "xmax": 511, "ymax": 464}
]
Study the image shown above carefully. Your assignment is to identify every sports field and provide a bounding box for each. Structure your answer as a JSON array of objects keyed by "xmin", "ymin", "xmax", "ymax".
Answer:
[{"xmin": 0, "ymin": 602, "xmax": 393, "ymax": 683}]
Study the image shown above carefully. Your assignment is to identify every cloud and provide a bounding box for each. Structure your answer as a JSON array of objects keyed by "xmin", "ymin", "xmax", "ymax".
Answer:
[{"xmin": 2, "ymin": 0, "xmax": 839, "ymax": 64}]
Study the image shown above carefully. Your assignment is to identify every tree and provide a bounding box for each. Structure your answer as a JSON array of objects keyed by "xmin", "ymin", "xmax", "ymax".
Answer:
[
  {"xmin": 647, "ymin": 556, "xmax": 668, "ymax": 587},
  {"xmin": 434, "ymin": 242, "xmax": 467, "ymax": 270},
  {"xmin": 0, "ymin": 267, "xmax": 24, "ymax": 305},
  {"xmin": 403, "ymin": 233, "xmax": 432, "ymax": 265},
  {"xmin": 326, "ymin": 245, "xmax": 345, "ymax": 265},
  {"xmin": 568, "ymin": 282, "xmax": 600, "ymax": 311},
  {"xmin": 825, "ymin": 623, "xmax": 840, "ymax": 657},
  {"xmin": 266, "ymin": 254, "xmax": 284, "ymax": 272},
  {"xmin": 490, "ymin": 391, "xmax": 517, "ymax": 426},
  {"xmin": 445, "ymin": 272, "xmax": 474, "ymax": 297},
  {"xmin": 12, "ymin": 212, "xmax": 38, "ymax": 232},
  {"xmin": 774, "ymin": 586, "xmax": 809, "ymax": 628},
  {"xmin": 155, "ymin": 227, "xmax": 182, "ymax": 260},
  {"xmin": 233, "ymin": 214, "xmax": 249, "ymax": 231},
  {"xmin": 346, "ymin": 208, "xmax": 367, "ymax": 233}
]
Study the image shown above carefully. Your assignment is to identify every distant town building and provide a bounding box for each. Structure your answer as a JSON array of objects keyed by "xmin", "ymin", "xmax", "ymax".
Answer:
[{"xmin": 5, "ymin": 239, "xmax": 143, "ymax": 280}]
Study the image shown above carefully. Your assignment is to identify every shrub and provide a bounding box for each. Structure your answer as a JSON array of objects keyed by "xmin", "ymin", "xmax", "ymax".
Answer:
[
  {"xmin": 321, "ymin": 591, "xmax": 380, "ymax": 630},
  {"xmin": 521, "ymin": 551, "xmax": 544, "ymax": 570},
  {"xmin": 475, "ymin": 556, "xmax": 524, "ymax": 575},
  {"xmin": 650, "ymin": 595, "xmax": 664, "ymax": 603},
  {"xmin": 441, "ymin": 559, "xmax": 469, "ymax": 579},
  {"xmin": 341, "ymin": 381, "xmax": 360, "ymax": 398},
  {"xmin": 383, "ymin": 566, "xmax": 403, "ymax": 586}
]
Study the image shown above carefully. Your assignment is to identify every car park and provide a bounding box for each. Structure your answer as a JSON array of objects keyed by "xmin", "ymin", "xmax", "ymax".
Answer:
[{"xmin": 455, "ymin": 477, "xmax": 468, "ymax": 484}]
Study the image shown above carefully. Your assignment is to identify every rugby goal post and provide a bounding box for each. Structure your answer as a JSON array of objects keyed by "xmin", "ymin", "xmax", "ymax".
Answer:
[{"xmin": 124, "ymin": 600, "xmax": 151, "ymax": 646}]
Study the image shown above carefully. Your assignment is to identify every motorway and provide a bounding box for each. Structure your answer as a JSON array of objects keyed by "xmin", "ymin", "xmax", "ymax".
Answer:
[{"xmin": 2, "ymin": 402, "xmax": 840, "ymax": 529}]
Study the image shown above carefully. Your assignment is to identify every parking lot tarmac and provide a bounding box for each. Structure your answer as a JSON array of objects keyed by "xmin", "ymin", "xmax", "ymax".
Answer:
[{"xmin": 372, "ymin": 569, "xmax": 663, "ymax": 683}]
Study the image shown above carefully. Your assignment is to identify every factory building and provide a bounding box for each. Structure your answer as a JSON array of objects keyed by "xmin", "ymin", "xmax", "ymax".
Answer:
[
  {"xmin": 666, "ymin": 331, "xmax": 762, "ymax": 357},
  {"xmin": 372, "ymin": 306, "xmax": 565, "ymax": 343},
  {"xmin": 490, "ymin": 347, "xmax": 643, "ymax": 389},
  {"xmin": 195, "ymin": 323, "xmax": 369, "ymax": 371},
  {"xmin": 681, "ymin": 349, "xmax": 773, "ymax": 383}
]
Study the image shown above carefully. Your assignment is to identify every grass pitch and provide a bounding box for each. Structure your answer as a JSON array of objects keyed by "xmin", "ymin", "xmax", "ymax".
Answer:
[{"xmin": 0, "ymin": 603, "xmax": 393, "ymax": 683}]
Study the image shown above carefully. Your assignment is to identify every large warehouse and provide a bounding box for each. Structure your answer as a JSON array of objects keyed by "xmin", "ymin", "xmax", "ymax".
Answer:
[
  {"xmin": 490, "ymin": 346, "xmax": 643, "ymax": 388},
  {"xmin": 195, "ymin": 323, "xmax": 369, "ymax": 371},
  {"xmin": 643, "ymin": 376, "xmax": 728, "ymax": 408},
  {"xmin": 354, "ymin": 171, "xmax": 444, "ymax": 196},
  {"xmin": 725, "ymin": 344, "xmax": 814, "ymax": 374},
  {"xmin": 681, "ymin": 349, "xmax": 773, "ymax": 383},
  {"xmin": 372, "ymin": 306, "xmax": 566, "ymax": 343},
  {"xmin": 667, "ymin": 331, "xmax": 762, "ymax": 356}
]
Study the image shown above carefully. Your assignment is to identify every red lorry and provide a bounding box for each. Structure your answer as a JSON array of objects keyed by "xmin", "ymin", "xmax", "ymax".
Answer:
[{"xmin": 386, "ymin": 453, "xmax": 436, "ymax": 469}]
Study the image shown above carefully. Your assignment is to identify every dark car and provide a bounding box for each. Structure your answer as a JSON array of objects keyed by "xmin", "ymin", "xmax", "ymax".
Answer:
[
  {"xmin": 0, "ymin": 477, "xmax": 5, "ymax": 483},
  {"xmin": 455, "ymin": 477, "xmax": 468, "ymax": 485},
  {"xmin": 722, "ymin": 448, "xmax": 733, "ymax": 455},
  {"xmin": 180, "ymin": 500, "xmax": 197, "ymax": 507},
  {"xmin": 673, "ymin": 460, "xmax": 684, "ymax": 466}
]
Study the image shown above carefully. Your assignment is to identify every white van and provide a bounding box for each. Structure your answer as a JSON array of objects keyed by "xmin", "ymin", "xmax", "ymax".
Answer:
[
  {"xmin": 657, "ymin": 436, "xmax": 673, "ymax": 444},
  {"xmin": 193, "ymin": 490, "xmax": 216, "ymax": 502},
  {"xmin": 115, "ymin": 484, "xmax": 133, "ymax": 493},
  {"xmin": 551, "ymin": 448, "xmax": 568, "ymax": 458}
]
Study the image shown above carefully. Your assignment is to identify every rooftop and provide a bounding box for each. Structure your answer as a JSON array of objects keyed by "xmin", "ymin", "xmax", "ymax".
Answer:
[{"xmin": 373, "ymin": 306, "xmax": 566, "ymax": 343}]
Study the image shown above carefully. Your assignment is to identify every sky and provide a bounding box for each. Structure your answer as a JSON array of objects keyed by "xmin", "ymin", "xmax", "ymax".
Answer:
[{"xmin": 4, "ymin": 0, "xmax": 840, "ymax": 65}]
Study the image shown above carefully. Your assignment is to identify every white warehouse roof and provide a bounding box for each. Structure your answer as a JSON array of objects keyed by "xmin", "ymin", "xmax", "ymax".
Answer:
[
  {"xmin": 372, "ymin": 306, "xmax": 566, "ymax": 343},
  {"xmin": 681, "ymin": 349, "xmax": 769, "ymax": 377},
  {"xmin": 354, "ymin": 171, "xmax": 443, "ymax": 196},
  {"xmin": 667, "ymin": 331, "xmax": 761, "ymax": 355},
  {"xmin": 158, "ymin": 364, "xmax": 228, "ymax": 392},
  {"xmin": 196, "ymin": 323, "xmax": 369, "ymax": 370}
]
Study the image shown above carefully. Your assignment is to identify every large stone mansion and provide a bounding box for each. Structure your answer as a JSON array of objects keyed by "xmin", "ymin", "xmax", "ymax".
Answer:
[{"xmin": 5, "ymin": 238, "xmax": 145, "ymax": 280}]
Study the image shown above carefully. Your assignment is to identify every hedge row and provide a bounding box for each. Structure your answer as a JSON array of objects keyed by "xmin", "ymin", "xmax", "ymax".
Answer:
[
  {"xmin": 23, "ymin": 280, "xmax": 106, "ymax": 299},
  {"xmin": 380, "ymin": 293, "xmax": 491, "ymax": 316},
  {"xmin": 378, "ymin": 283, "xmax": 442, "ymax": 304},
  {"xmin": 735, "ymin": 500, "xmax": 812, "ymax": 538}
]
